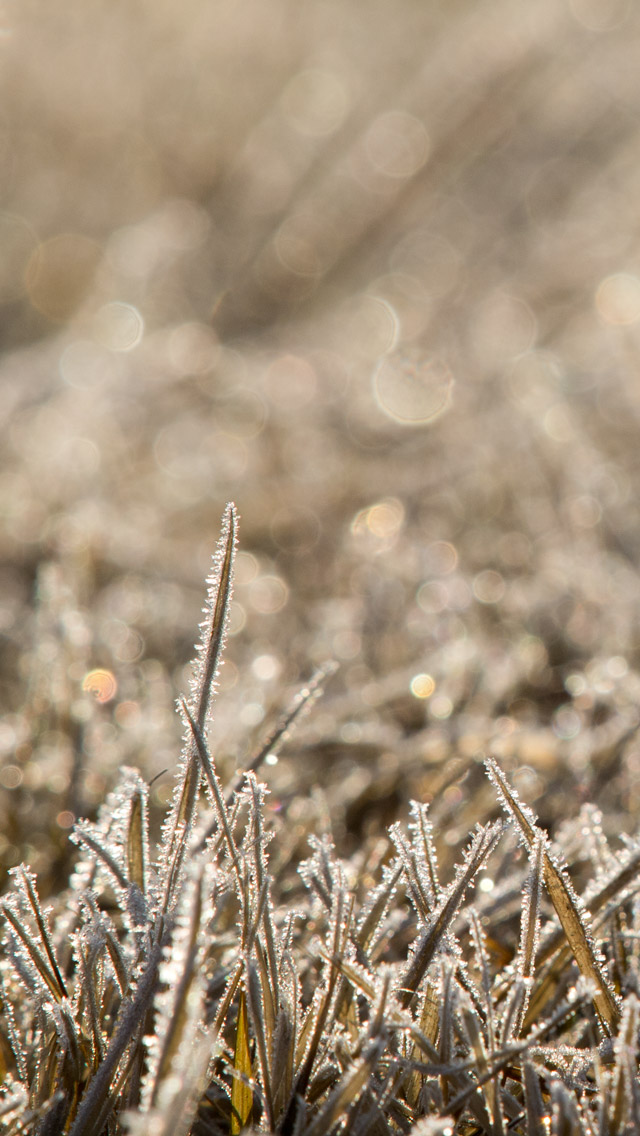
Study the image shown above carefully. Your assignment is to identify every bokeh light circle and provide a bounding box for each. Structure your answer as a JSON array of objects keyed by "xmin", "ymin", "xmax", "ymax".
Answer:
[{"xmin": 373, "ymin": 350, "xmax": 453, "ymax": 425}]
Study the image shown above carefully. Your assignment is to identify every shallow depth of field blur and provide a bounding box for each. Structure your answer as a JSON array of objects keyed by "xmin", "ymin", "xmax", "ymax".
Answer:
[{"xmin": 2, "ymin": 0, "xmax": 640, "ymax": 895}]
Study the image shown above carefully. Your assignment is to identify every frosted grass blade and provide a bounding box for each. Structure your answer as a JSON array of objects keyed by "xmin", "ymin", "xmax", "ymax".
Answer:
[
  {"xmin": 12, "ymin": 868, "xmax": 66, "ymax": 1001},
  {"xmin": 160, "ymin": 503, "xmax": 238, "ymax": 886},
  {"xmin": 399, "ymin": 821, "xmax": 502, "ymax": 1009},
  {"xmin": 486, "ymin": 758, "xmax": 620, "ymax": 1035}
]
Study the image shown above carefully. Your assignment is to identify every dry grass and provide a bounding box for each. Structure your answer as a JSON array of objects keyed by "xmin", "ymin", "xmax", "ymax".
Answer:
[
  {"xmin": 3, "ymin": 507, "xmax": 640, "ymax": 1134},
  {"xmin": 3, "ymin": 1, "xmax": 640, "ymax": 1131}
]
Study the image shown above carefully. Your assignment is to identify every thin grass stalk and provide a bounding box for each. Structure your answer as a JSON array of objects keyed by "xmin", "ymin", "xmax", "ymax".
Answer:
[
  {"xmin": 225, "ymin": 664, "xmax": 337, "ymax": 805},
  {"xmin": 76, "ymin": 942, "xmax": 105, "ymax": 1069},
  {"xmin": 181, "ymin": 698, "xmax": 242, "ymax": 882},
  {"xmin": 281, "ymin": 889, "xmax": 350, "ymax": 1136},
  {"xmin": 412, "ymin": 802, "xmax": 441, "ymax": 903},
  {"xmin": 2, "ymin": 907, "xmax": 65, "ymax": 1002},
  {"xmin": 521, "ymin": 1059, "xmax": 546, "ymax": 1136},
  {"xmin": 67, "ymin": 941, "xmax": 163, "ymax": 1136},
  {"xmin": 71, "ymin": 827, "xmax": 129, "ymax": 892},
  {"xmin": 245, "ymin": 956, "xmax": 275, "ymax": 1130},
  {"xmin": 15, "ymin": 869, "xmax": 67, "ymax": 1000},
  {"xmin": 356, "ymin": 862, "xmax": 403, "ymax": 956},
  {"xmin": 399, "ymin": 821, "xmax": 502, "ymax": 1009},
  {"xmin": 254, "ymin": 934, "xmax": 277, "ymax": 1050},
  {"xmin": 195, "ymin": 502, "xmax": 237, "ymax": 733},
  {"xmin": 610, "ymin": 994, "xmax": 638, "ymax": 1133},
  {"xmin": 0, "ymin": 970, "xmax": 28, "ymax": 1083},
  {"xmin": 246, "ymin": 773, "xmax": 280, "ymax": 1015},
  {"xmin": 148, "ymin": 867, "xmax": 207, "ymax": 1108},
  {"xmin": 164, "ymin": 504, "xmax": 237, "ymax": 874},
  {"xmin": 304, "ymin": 1040, "xmax": 385, "ymax": 1136},
  {"xmin": 390, "ymin": 825, "xmax": 432, "ymax": 923},
  {"xmin": 460, "ymin": 1003, "xmax": 503, "ymax": 1136}
]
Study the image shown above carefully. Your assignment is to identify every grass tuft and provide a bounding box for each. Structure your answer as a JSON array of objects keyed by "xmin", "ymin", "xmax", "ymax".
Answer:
[{"xmin": 2, "ymin": 508, "xmax": 640, "ymax": 1135}]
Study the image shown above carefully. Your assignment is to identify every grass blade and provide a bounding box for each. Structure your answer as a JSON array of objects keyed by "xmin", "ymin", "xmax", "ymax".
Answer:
[
  {"xmin": 486, "ymin": 758, "xmax": 620, "ymax": 1035},
  {"xmin": 399, "ymin": 821, "xmax": 502, "ymax": 1009},
  {"xmin": 231, "ymin": 986, "xmax": 253, "ymax": 1135}
]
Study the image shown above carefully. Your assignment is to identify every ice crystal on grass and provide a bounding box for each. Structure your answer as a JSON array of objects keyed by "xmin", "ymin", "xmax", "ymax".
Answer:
[
  {"xmin": 141, "ymin": 861, "xmax": 217, "ymax": 1114},
  {"xmin": 4, "ymin": 508, "xmax": 640, "ymax": 1134}
]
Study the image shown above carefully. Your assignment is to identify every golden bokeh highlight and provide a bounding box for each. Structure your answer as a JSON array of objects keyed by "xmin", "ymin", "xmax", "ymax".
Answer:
[
  {"xmin": 410, "ymin": 673, "xmax": 436, "ymax": 699},
  {"xmin": 82, "ymin": 669, "xmax": 118, "ymax": 704}
]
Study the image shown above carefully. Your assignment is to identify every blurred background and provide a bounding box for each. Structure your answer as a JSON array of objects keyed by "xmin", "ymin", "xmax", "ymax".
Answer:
[{"xmin": 2, "ymin": 0, "xmax": 640, "ymax": 893}]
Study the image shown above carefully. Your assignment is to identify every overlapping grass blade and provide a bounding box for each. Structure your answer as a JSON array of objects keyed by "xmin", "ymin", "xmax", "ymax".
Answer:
[
  {"xmin": 486, "ymin": 758, "xmax": 620, "ymax": 1035},
  {"xmin": 399, "ymin": 821, "xmax": 502, "ymax": 1009}
]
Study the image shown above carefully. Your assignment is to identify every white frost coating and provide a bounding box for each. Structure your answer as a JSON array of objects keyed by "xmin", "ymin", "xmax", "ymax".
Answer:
[
  {"xmin": 1, "ymin": 866, "xmax": 66, "ymax": 1005},
  {"xmin": 544, "ymin": 841, "xmax": 615, "ymax": 986},
  {"xmin": 517, "ymin": 834, "xmax": 545, "ymax": 980},
  {"xmin": 76, "ymin": 891, "xmax": 130, "ymax": 995},
  {"xmin": 484, "ymin": 758, "xmax": 540, "ymax": 847},
  {"xmin": 140, "ymin": 859, "xmax": 217, "ymax": 1112},
  {"xmin": 400, "ymin": 821, "xmax": 503, "ymax": 1006},
  {"xmin": 356, "ymin": 858, "xmax": 402, "ymax": 951},
  {"xmin": 189, "ymin": 502, "xmax": 238, "ymax": 731},
  {"xmin": 2, "ymin": 924, "xmax": 52, "ymax": 1002},
  {"xmin": 156, "ymin": 504, "xmax": 238, "ymax": 906},
  {"xmin": 410, "ymin": 1119, "xmax": 455, "ymax": 1136},
  {"xmin": 390, "ymin": 822, "xmax": 431, "ymax": 923},
  {"xmin": 41, "ymin": 996, "xmax": 81, "ymax": 1057},
  {"xmin": 408, "ymin": 800, "xmax": 441, "ymax": 901},
  {"xmin": 486, "ymin": 757, "xmax": 621, "ymax": 1033},
  {"xmin": 69, "ymin": 767, "xmax": 153, "ymax": 929},
  {"xmin": 0, "ymin": 966, "xmax": 28, "ymax": 1082},
  {"xmin": 503, "ymin": 833, "xmax": 545, "ymax": 1041},
  {"xmin": 299, "ymin": 833, "xmax": 341, "ymax": 909},
  {"xmin": 550, "ymin": 1077, "xmax": 583, "ymax": 1131}
]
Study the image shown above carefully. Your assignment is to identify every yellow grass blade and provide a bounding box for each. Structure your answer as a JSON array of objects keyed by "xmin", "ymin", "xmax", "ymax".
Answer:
[{"xmin": 231, "ymin": 987, "xmax": 253, "ymax": 1135}]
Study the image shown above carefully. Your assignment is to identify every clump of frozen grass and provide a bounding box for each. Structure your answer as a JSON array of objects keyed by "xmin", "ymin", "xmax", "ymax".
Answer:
[{"xmin": 2, "ymin": 506, "xmax": 640, "ymax": 1135}]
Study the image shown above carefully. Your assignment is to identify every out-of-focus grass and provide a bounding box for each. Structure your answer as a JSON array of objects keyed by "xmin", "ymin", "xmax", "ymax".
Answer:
[{"xmin": 2, "ymin": 0, "xmax": 640, "ymax": 896}]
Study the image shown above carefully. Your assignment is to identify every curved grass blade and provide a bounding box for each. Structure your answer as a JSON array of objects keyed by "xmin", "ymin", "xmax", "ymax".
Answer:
[{"xmin": 67, "ymin": 942, "xmax": 163, "ymax": 1136}]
